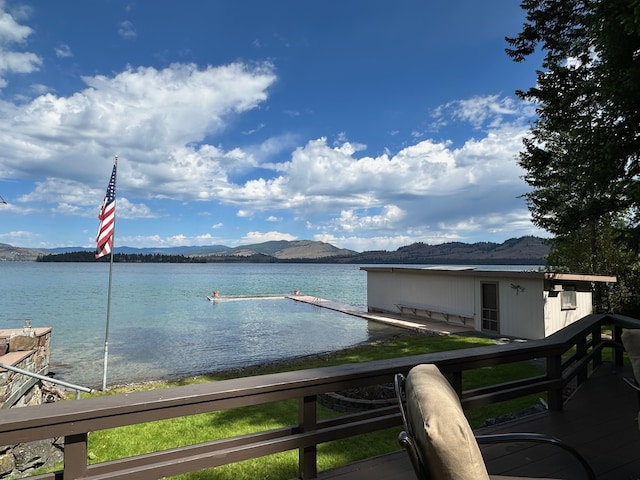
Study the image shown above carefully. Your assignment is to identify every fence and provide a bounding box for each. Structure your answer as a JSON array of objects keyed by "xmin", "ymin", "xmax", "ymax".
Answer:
[{"xmin": 0, "ymin": 313, "xmax": 636, "ymax": 479}]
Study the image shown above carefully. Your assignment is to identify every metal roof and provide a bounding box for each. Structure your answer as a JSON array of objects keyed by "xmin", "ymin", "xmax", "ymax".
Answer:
[{"xmin": 359, "ymin": 266, "xmax": 617, "ymax": 283}]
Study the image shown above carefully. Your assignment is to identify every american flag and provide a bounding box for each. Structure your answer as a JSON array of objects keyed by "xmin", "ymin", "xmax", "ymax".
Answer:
[{"xmin": 95, "ymin": 161, "xmax": 117, "ymax": 259}]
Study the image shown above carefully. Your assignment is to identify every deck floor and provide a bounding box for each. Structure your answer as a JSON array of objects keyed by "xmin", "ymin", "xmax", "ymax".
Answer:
[{"xmin": 319, "ymin": 362, "xmax": 640, "ymax": 479}]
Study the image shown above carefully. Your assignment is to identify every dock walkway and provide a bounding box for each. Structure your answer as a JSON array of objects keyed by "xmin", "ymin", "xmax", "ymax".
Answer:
[{"xmin": 287, "ymin": 295, "xmax": 475, "ymax": 335}]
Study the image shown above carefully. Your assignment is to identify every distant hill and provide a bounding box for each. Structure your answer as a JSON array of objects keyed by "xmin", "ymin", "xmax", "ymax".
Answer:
[
  {"xmin": 32, "ymin": 240, "xmax": 356, "ymax": 261},
  {"xmin": 0, "ymin": 243, "xmax": 47, "ymax": 261},
  {"xmin": 222, "ymin": 240, "xmax": 356, "ymax": 259},
  {"xmin": 0, "ymin": 236, "xmax": 550, "ymax": 263},
  {"xmin": 333, "ymin": 236, "xmax": 550, "ymax": 265},
  {"xmin": 44, "ymin": 245, "xmax": 230, "ymax": 256}
]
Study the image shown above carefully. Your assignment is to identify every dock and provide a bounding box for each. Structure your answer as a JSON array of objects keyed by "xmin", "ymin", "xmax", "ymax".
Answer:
[
  {"xmin": 287, "ymin": 295, "xmax": 476, "ymax": 335},
  {"xmin": 207, "ymin": 292, "xmax": 476, "ymax": 335},
  {"xmin": 209, "ymin": 294, "xmax": 287, "ymax": 301}
]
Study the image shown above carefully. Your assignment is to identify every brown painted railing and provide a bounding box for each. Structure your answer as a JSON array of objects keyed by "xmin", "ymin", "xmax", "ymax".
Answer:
[{"xmin": 0, "ymin": 313, "xmax": 637, "ymax": 480}]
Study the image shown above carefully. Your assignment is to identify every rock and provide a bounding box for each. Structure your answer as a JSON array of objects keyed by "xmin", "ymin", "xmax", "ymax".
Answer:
[
  {"xmin": 9, "ymin": 336, "xmax": 38, "ymax": 352},
  {"xmin": 13, "ymin": 439, "xmax": 51, "ymax": 471},
  {"xmin": 0, "ymin": 454, "xmax": 14, "ymax": 476}
]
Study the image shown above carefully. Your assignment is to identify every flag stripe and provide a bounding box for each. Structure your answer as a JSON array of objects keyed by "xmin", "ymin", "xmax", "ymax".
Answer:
[{"xmin": 95, "ymin": 162, "xmax": 117, "ymax": 259}]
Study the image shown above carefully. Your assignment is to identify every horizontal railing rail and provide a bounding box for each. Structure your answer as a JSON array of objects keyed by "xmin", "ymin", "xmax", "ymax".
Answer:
[
  {"xmin": 0, "ymin": 361, "xmax": 94, "ymax": 401},
  {"xmin": 0, "ymin": 313, "xmax": 637, "ymax": 479}
]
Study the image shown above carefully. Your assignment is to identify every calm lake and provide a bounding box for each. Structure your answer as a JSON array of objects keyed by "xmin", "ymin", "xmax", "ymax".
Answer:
[
  {"xmin": 1, "ymin": 262, "xmax": 541, "ymax": 389},
  {"xmin": 1, "ymin": 262, "xmax": 400, "ymax": 388}
]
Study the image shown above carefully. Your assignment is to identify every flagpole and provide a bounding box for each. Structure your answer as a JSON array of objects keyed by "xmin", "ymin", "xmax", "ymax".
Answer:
[
  {"xmin": 102, "ymin": 238, "xmax": 115, "ymax": 391},
  {"xmin": 101, "ymin": 155, "xmax": 117, "ymax": 391}
]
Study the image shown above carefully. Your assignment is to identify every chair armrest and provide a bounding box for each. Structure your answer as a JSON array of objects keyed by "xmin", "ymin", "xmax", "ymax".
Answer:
[
  {"xmin": 476, "ymin": 433, "xmax": 595, "ymax": 480},
  {"xmin": 398, "ymin": 431, "xmax": 428, "ymax": 480},
  {"xmin": 624, "ymin": 376, "xmax": 640, "ymax": 392},
  {"xmin": 394, "ymin": 373, "xmax": 410, "ymax": 432}
]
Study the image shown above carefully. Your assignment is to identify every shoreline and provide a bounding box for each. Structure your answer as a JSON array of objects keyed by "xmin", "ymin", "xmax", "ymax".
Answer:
[{"xmin": 104, "ymin": 330, "xmax": 418, "ymax": 391}]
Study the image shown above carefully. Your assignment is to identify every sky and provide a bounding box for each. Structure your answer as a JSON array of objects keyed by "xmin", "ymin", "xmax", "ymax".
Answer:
[{"xmin": 0, "ymin": 0, "xmax": 548, "ymax": 252}]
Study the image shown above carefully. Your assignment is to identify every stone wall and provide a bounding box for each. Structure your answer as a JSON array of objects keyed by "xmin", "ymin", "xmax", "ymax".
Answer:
[
  {"xmin": 0, "ymin": 326, "xmax": 64, "ymax": 478},
  {"xmin": 0, "ymin": 439, "xmax": 63, "ymax": 478},
  {"xmin": 0, "ymin": 326, "xmax": 51, "ymax": 409}
]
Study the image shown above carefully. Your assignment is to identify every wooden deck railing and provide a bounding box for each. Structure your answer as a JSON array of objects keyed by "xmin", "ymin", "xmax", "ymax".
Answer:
[{"xmin": 0, "ymin": 313, "xmax": 638, "ymax": 480}]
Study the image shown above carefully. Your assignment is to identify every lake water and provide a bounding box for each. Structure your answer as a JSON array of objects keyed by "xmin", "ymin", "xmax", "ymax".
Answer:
[
  {"xmin": 0, "ymin": 262, "xmax": 397, "ymax": 388},
  {"xmin": 0, "ymin": 262, "xmax": 541, "ymax": 389}
]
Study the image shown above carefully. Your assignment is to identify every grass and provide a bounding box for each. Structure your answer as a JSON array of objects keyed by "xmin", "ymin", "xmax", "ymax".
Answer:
[{"xmin": 43, "ymin": 332, "xmax": 545, "ymax": 479}]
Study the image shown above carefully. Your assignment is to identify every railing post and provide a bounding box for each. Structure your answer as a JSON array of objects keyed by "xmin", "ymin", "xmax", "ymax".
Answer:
[
  {"xmin": 63, "ymin": 433, "xmax": 88, "ymax": 479},
  {"xmin": 613, "ymin": 325, "xmax": 624, "ymax": 368},
  {"xmin": 591, "ymin": 327, "xmax": 602, "ymax": 369},
  {"xmin": 546, "ymin": 354, "xmax": 563, "ymax": 411},
  {"xmin": 576, "ymin": 337, "xmax": 588, "ymax": 385},
  {"xmin": 298, "ymin": 395, "xmax": 317, "ymax": 479}
]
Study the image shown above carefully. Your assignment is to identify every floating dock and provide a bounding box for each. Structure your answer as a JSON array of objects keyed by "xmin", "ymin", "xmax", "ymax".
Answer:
[{"xmin": 208, "ymin": 294, "xmax": 286, "ymax": 301}]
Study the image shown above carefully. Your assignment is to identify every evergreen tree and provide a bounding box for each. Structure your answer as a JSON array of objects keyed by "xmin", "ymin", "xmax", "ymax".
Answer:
[
  {"xmin": 507, "ymin": 0, "xmax": 639, "ymax": 239},
  {"xmin": 507, "ymin": 0, "xmax": 640, "ymax": 312}
]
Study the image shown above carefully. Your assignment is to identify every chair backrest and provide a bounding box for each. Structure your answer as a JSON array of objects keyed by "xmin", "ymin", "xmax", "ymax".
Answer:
[
  {"xmin": 396, "ymin": 364, "xmax": 490, "ymax": 480},
  {"xmin": 622, "ymin": 329, "xmax": 640, "ymax": 382}
]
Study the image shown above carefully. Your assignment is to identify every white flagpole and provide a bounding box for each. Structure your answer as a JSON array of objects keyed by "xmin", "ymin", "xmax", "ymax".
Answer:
[
  {"xmin": 102, "ymin": 240, "xmax": 114, "ymax": 391},
  {"xmin": 102, "ymin": 155, "xmax": 117, "ymax": 391}
]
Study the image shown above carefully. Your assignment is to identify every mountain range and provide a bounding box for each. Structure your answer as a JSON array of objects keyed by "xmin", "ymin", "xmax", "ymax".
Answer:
[{"xmin": 0, "ymin": 236, "xmax": 550, "ymax": 264}]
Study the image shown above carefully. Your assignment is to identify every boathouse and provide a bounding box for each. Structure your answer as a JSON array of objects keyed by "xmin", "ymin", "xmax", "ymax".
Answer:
[{"xmin": 360, "ymin": 267, "xmax": 617, "ymax": 339}]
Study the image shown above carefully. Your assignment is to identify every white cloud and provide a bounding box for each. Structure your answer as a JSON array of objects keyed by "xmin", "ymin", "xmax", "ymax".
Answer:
[
  {"xmin": 0, "ymin": 197, "xmax": 35, "ymax": 214},
  {"xmin": 18, "ymin": 177, "xmax": 103, "ymax": 206},
  {"xmin": 333, "ymin": 206, "xmax": 406, "ymax": 232},
  {"xmin": 117, "ymin": 233, "xmax": 222, "ymax": 248},
  {"xmin": 239, "ymin": 121, "xmax": 532, "ymax": 246},
  {"xmin": 228, "ymin": 122, "xmax": 526, "ymax": 218},
  {"xmin": 0, "ymin": 4, "xmax": 33, "ymax": 43},
  {"xmin": 118, "ymin": 20, "xmax": 136, "ymax": 40},
  {"xmin": 241, "ymin": 231, "xmax": 297, "ymax": 243},
  {"xmin": 116, "ymin": 197, "xmax": 156, "ymax": 219},
  {"xmin": 313, "ymin": 233, "xmax": 460, "ymax": 253},
  {"xmin": 432, "ymin": 94, "xmax": 535, "ymax": 130},
  {"xmin": 16, "ymin": 177, "xmax": 155, "ymax": 219},
  {"xmin": 0, "ymin": 4, "xmax": 42, "ymax": 86},
  {"xmin": 0, "ymin": 229, "xmax": 40, "ymax": 244},
  {"xmin": 454, "ymin": 95, "xmax": 520, "ymax": 128},
  {"xmin": 54, "ymin": 43, "xmax": 72, "ymax": 58},
  {"xmin": 29, "ymin": 83, "xmax": 50, "ymax": 95},
  {"xmin": 0, "ymin": 61, "xmax": 277, "ymax": 200},
  {"xmin": 172, "ymin": 108, "xmax": 529, "ymax": 251}
]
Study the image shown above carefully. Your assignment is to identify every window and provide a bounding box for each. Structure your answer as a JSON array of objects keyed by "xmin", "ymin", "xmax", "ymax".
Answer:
[{"xmin": 561, "ymin": 286, "xmax": 577, "ymax": 310}]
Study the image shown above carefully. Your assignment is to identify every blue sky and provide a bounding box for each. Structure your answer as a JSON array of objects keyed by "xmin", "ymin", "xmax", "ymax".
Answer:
[{"xmin": 0, "ymin": 0, "xmax": 546, "ymax": 252}]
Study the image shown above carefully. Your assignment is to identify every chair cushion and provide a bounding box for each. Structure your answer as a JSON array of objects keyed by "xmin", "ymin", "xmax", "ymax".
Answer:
[
  {"xmin": 622, "ymin": 329, "xmax": 640, "ymax": 382},
  {"xmin": 406, "ymin": 364, "xmax": 490, "ymax": 480}
]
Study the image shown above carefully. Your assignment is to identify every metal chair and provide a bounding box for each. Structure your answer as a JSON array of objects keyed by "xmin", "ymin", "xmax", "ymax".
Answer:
[
  {"xmin": 621, "ymin": 329, "xmax": 640, "ymax": 422},
  {"xmin": 394, "ymin": 364, "xmax": 596, "ymax": 480}
]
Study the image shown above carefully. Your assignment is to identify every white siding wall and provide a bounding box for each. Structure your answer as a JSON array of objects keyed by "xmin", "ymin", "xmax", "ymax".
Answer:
[
  {"xmin": 366, "ymin": 270, "xmax": 475, "ymax": 320},
  {"xmin": 543, "ymin": 289, "xmax": 593, "ymax": 336},
  {"xmin": 480, "ymin": 277, "xmax": 545, "ymax": 339}
]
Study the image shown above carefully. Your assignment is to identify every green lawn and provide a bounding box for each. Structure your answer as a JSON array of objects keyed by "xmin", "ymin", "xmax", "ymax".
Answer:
[{"xmin": 47, "ymin": 333, "xmax": 545, "ymax": 479}]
